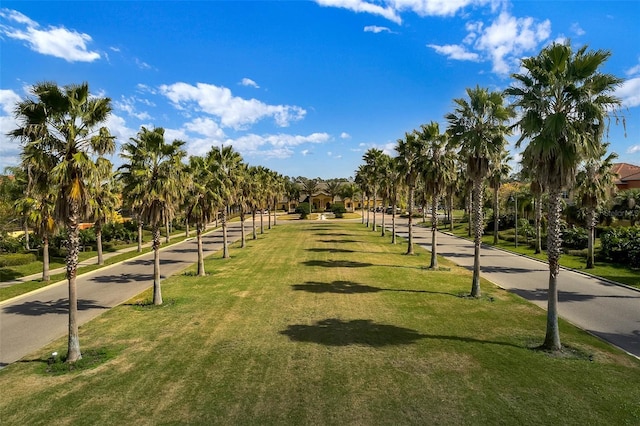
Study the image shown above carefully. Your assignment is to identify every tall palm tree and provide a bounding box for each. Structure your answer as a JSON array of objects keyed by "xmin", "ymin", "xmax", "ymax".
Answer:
[
  {"xmin": 575, "ymin": 147, "xmax": 618, "ymax": 268},
  {"xmin": 507, "ymin": 42, "xmax": 622, "ymax": 350},
  {"xmin": 284, "ymin": 176, "xmax": 300, "ymax": 213},
  {"xmin": 354, "ymin": 165, "xmax": 371, "ymax": 226},
  {"xmin": 446, "ymin": 86, "xmax": 513, "ymax": 297},
  {"xmin": 488, "ymin": 150, "xmax": 512, "ymax": 245},
  {"xmin": 395, "ymin": 132, "xmax": 425, "ymax": 255},
  {"xmin": 208, "ymin": 145, "xmax": 243, "ymax": 258},
  {"xmin": 363, "ymin": 148, "xmax": 385, "ymax": 232},
  {"xmin": 338, "ymin": 182, "xmax": 358, "ymax": 213},
  {"xmin": 298, "ymin": 177, "xmax": 320, "ymax": 213},
  {"xmin": 120, "ymin": 127, "xmax": 186, "ymax": 305},
  {"xmin": 325, "ymin": 179, "xmax": 343, "ymax": 208},
  {"xmin": 377, "ymin": 154, "xmax": 393, "ymax": 237},
  {"xmin": 10, "ymin": 82, "xmax": 115, "ymax": 363},
  {"xmin": 88, "ymin": 159, "xmax": 118, "ymax": 265}
]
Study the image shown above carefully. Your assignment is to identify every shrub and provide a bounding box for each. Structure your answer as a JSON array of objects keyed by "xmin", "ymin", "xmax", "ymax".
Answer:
[
  {"xmin": 0, "ymin": 252, "xmax": 37, "ymax": 267},
  {"xmin": 0, "ymin": 235, "xmax": 23, "ymax": 253},
  {"xmin": 562, "ymin": 226, "xmax": 588, "ymax": 250},
  {"xmin": 295, "ymin": 202, "xmax": 310, "ymax": 219},
  {"xmin": 600, "ymin": 226, "xmax": 640, "ymax": 268},
  {"xmin": 331, "ymin": 203, "xmax": 347, "ymax": 218}
]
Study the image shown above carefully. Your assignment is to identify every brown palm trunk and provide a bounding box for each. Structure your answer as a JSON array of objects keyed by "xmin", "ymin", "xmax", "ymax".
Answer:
[
  {"xmin": 96, "ymin": 221, "xmax": 104, "ymax": 265},
  {"xmin": 197, "ymin": 224, "xmax": 205, "ymax": 276},
  {"xmin": 240, "ymin": 212, "xmax": 246, "ymax": 248},
  {"xmin": 586, "ymin": 209, "xmax": 596, "ymax": 269},
  {"xmin": 430, "ymin": 195, "xmax": 438, "ymax": 269},
  {"xmin": 252, "ymin": 210, "xmax": 257, "ymax": 240},
  {"xmin": 493, "ymin": 187, "xmax": 499, "ymax": 245},
  {"xmin": 42, "ymin": 233, "xmax": 50, "ymax": 281},
  {"xmin": 222, "ymin": 208, "xmax": 229, "ymax": 259},
  {"xmin": 152, "ymin": 225, "xmax": 162, "ymax": 305},
  {"xmin": 66, "ymin": 204, "xmax": 82, "ymax": 362},
  {"xmin": 361, "ymin": 195, "xmax": 365, "ymax": 224},
  {"xmin": 407, "ymin": 186, "xmax": 414, "ymax": 255},
  {"xmin": 391, "ymin": 201, "xmax": 397, "ymax": 244},
  {"xmin": 543, "ymin": 188, "xmax": 562, "ymax": 350},
  {"xmin": 470, "ymin": 179, "xmax": 483, "ymax": 297},
  {"xmin": 137, "ymin": 221, "xmax": 143, "ymax": 253}
]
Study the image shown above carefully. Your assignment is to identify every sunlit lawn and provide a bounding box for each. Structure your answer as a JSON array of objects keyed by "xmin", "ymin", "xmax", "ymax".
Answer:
[{"xmin": 0, "ymin": 222, "xmax": 638, "ymax": 425}]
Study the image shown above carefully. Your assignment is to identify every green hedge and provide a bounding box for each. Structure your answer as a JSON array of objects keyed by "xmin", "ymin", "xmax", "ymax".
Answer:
[
  {"xmin": 0, "ymin": 252, "xmax": 37, "ymax": 267},
  {"xmin": 600, "ymin": 226, "xmax": 640, "ymax": 268}
]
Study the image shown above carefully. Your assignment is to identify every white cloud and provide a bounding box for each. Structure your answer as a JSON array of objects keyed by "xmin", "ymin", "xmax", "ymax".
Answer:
[
  {"xmin": 627, "ymin": 145, "xmax": 640, "ymax": 154},
  {"xmin": 340, "ymin": 132, "xmax": 351, "ymax": 139},
  {"xmin": 183, "ymin": 117, "xmax": 226, "ymax": 139},
  {"xmin": 626, "ymin": 60, "xmax": 640, "ymax": 77},
  {"xmin": 392, "ymin": 0, "xmax": 492, "ymax": 17},
  {"xmin": 0, "ymin": 8, "xmax": 100, "ymax": 62},
  {"xmin": 428, "ymin": 43, "xmax": 480, "ymax": 61},
  {"xmin": 364, "ymin": 25, "xmax": 392, "ymax": 33},
  {"xmin": 135, "ymin": 58, "xmax": 152, "ymax": 70},
  {"xmin": 0, "ymin": 89, "xmax": 23, "ymax": 171},
  {"xmin": 570, "ymin": 22, "xmax": 585, "ymax": 36},
  {"xmin": 315, "ymin": 0, "xmax": 401, "ymax": 24},
  {"xmin": 240, "ymin": 78, "xmax": 260, "ymax": 88},
  {"xmin": 301, "ymin": 149, "xmax": 311, "ymax": 156},
  {"xmin": 114, "ymin": 96, "xmax": 152, "ymax": 121},
  {"xmin": 222, "ymin": 132, "xmax": 330, "ymax": 159},
  {"xmin": 616, "ymin": 77, "xmax": 640, "ymax": 108},
  {"xmin": 159, "ymin": 82, "xmax": 306, "ymax": 129}
]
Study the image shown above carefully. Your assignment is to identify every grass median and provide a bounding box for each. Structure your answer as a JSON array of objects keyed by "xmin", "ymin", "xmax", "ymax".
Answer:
[{"xmin": 0, "ymin": 222, "xmax": 638, "ymax": 425}]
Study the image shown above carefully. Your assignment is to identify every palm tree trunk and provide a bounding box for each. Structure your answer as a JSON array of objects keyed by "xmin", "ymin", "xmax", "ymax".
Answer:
[
  {"xmin": 42, "ymin": 233, "xmax": 50, "ymax": 281},
  {"xmin": 470, "ymin": 179, "xmax": 483, "ymax": 297},
  {"xmin": 430, "ymin": 195, "xmax": 438, "ymax": 269},
  {"xmin": 185, "ymin": 218, "xmax": 190, "ymax": 238},
  {"xmin": 137, "ymin": 221, "xmax": 143, "ymax": 253},
  {"xmin": 372, "ymin": 187, "xmax": 378, "ymax": 232},
  {"xmin": 493, "ymin": 187, "xmax": 499, "ymax": 245},
  {"xmin": 197, "ymin": 224, "xmax": 205, "ymax": 276},
  {"xmin": 534, "ymin": 195, "xmax": 542, "ymax": 254},
  {"xmin": 467, "ymin": 193, "xmax": 472, "ymax": 238},
  {"xmin": 268, "ymin": 205, "xmax": 272, "ymax": 229},
  {"xmin": 366, "ymin": 194, "xmax": 371, "ymax": 227},
  {"xmin": 407, "ymin": 186, "xmax": 414, "ymax": 255},
  {"xmin": 543, "ymin": 188, "xmax": 562, "ymax": 350},
  {"xmin": 381, "ymin": 205, "xmax": 386, "ymax": 237},
  {"xmin": 240, "ymin": 212, "xmax": 246, "ymax": 248},
  {"xmin": 448, "ymin": 191, "xmax": 454, "ymax": 232},
  {"xmin": 222, "ymin": 209, "xmax": 229, "ymax": 259},
  {"xmin": 252, "ymin": 210, "xmax": 257, "ymax": 240},
  {"xmin": 586, "ymin": 209, "xmax": 596, "ymax": 269},
  {"xmin": 260, "ymin": 209, "xmax": 264, "ymax": 234},
  {"xmin": 273, "ymin": 202, "xmax": 277, "ymax": 226},
  {"xmin": 391, "ymin": 206, "xmax": 396, "ymax": 244},
  {"xmin": 96, "ymin": 221, "xmax": 104, "ymax": 265},
  {"xmin": 165, "ymin": 217, "xmax": 170, "ymax": 243},
  {"xmin": 361, "ymin": 195, "xmax": 365, "ymax": 224},
  {"xmin": 66, "ymin": 204, "xmax": 82, "ymax": 362},
  {"xmin": 23, "ymin": 218, "xmax": 30, "ymax": 250},
  {"xmin": 152, "ymin": 225, "xmax": 162, "ymax": 305}
]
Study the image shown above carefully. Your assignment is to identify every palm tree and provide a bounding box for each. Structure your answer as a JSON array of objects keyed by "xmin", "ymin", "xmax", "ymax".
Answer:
[
  {"xmin": 363, "ymin": 148, "xmax": 385, "ymax": 232},
  {"xmin": 354, "ymin": 166, "xmax": 371, "ymax": 226},
  {"xmin": 395, "ymin": 132, "xmax": 425, "ymax": 255},
  {"xmin": 88, "ymin": 159, "xmax": 118, "ymax": 265},
  {"xmin": 208, "ymin": 145, "xmax": 243, "ymax": 258},
  {"xmin": 488, "ymin": 150, "xmax": 512, "ymax": 245},
  {"xmin": 417, "ymin": 121, "xmax": 455, "ymax": 268},
  {"xmin": 507, "ymin": 42, "xmax": 622, "ymax": 350},
  {"xmin": 325, "ymin": 179, "xmax": 343, "ymax": 208},
  {"xmin": 284, "ymin": 176, "xmax": 300, "ymax": 213},
  {"xmin": 575, "ymin": 147, "xmax": 618, "ymax": 269},
  {"xmin": 10, "ymin": 82, "xmax": 115, "ymax": 363},
  {"xmin": 298, "ymin": 177, "xmax": 320, "ymax": 213},
  {"xmin": 446, "ymin": 86, "xmax": 513, "ymax": 297},
  {"xmin": 120, "ymin": 127, "xmax": 186, "ymax": 305},
  {"xmin": 338, "ymin": 182, "xmax": 358, "ymax": 213}
]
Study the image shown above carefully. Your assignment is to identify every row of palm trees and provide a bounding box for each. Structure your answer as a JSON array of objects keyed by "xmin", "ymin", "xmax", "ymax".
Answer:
[
  {"xmin": 9, "ymin": 83, "xmax": 290, "ymax": 363},
  {"xmin": 353, "ymin": 42, "xmax": 623, "ymax": 352}
]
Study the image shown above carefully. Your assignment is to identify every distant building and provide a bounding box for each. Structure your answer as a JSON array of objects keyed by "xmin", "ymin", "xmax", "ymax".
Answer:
[{"xmin": 612, "ymin": 163, "xmax": 640, "ymax": 190}]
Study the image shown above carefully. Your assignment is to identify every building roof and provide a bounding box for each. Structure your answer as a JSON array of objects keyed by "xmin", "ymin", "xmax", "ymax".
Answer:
[{"xmin": 612, "ymin": 162, "xmax": 640, "ymax": 184}]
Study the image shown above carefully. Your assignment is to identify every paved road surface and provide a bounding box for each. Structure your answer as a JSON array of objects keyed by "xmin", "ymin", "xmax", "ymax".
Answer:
[
  {"xmin": 384, "ymin": 216, "xmax": 640, "ymax": 358},
  {"xmin": 0, "ymin": 223, "xmax": 243, "ymax": 366}
]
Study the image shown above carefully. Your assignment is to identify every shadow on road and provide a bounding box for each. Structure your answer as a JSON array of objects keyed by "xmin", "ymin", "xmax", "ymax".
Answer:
[
  {"xmin": 3, "ymin": 298, "xmax": 108, "ymax": 316},
  {"xmin": 90, "ymin": 273, "xmax": 154, "ymax": 284}
]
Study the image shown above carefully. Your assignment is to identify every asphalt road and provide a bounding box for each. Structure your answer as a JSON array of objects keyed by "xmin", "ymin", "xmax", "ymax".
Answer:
[
  {"xmin": 0, "ymin": 223, "xmax": 243, "ymax": 366},
  {"xmin": 385, "ymin": 216, "xmax": 640, "ymax": 358}
]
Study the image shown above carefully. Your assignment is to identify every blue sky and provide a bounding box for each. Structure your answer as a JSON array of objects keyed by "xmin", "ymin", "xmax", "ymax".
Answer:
[{"xmin": 1, "ymin": 0, "xmax": 639, "ymax": 179}]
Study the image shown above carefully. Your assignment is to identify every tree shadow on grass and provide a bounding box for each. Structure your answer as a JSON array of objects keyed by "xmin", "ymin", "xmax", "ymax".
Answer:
[
  {"xmin": 292, "ymin": 281, "xmax": 456, "ymax": 296},
  {"xmin": 0, "ymin": 268, "xmax": 22, "ymax": 282},
  {"xmin": 314, "ymin": 232, "xmax": 353, "ymax": 237},
  {"xmin": 305, "ymin": 248, "xmax": 356, "ymax": 254},
  {"xmin": 319, "ymin": 239, "xmax": 361, "ymax": 244},
  {"xmin": 280, "ymin": 318, "xmax": 523, "ymax": 349},
  {"xmin": 301, "ymin": 260, "xmax": 372, "ymax": 268},
  {"xmin": 279, "ymin": 318, "xmax": 426, "ymax": 347},
  {"xmin": 3, "ymin": 298, "xmax": 108, "ymax": 316}
]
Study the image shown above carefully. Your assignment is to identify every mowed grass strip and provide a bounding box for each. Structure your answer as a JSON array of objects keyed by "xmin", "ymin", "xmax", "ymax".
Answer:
[{"xmin": 1, "ymin": 222, "xmax": 639, "ymax": 425}]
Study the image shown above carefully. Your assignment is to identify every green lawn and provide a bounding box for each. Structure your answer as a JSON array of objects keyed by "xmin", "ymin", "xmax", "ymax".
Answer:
[{"xmin": 0, "ymin": 222, "xmax": 638, "ymax": 425}]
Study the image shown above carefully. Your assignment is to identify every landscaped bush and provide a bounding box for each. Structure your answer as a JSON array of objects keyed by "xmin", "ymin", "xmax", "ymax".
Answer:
[
  {"xmin": 0, "ymin": 235, "xmax": 23, "ymax": 253},
  {"xmin": 562, "ymin": 226, "xmax": 588, "ymax": 250},
  {"xmin": 331, "ymin": 203, "xmax": 347, "ymax": 218},
  {"xmin": 295, "ymin": 202, "xmax": 310, "ymax": 219},
  {"xmin": 600, "ymin": 226, "xmax": 640, "ymax": 268},
  {"xmin": 102, "ymin": 222, "xmax": 134, "ymax": 243},
  {"xmin": 0, "ymin": 252, "xmax": 37, "ymax": 267}
]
